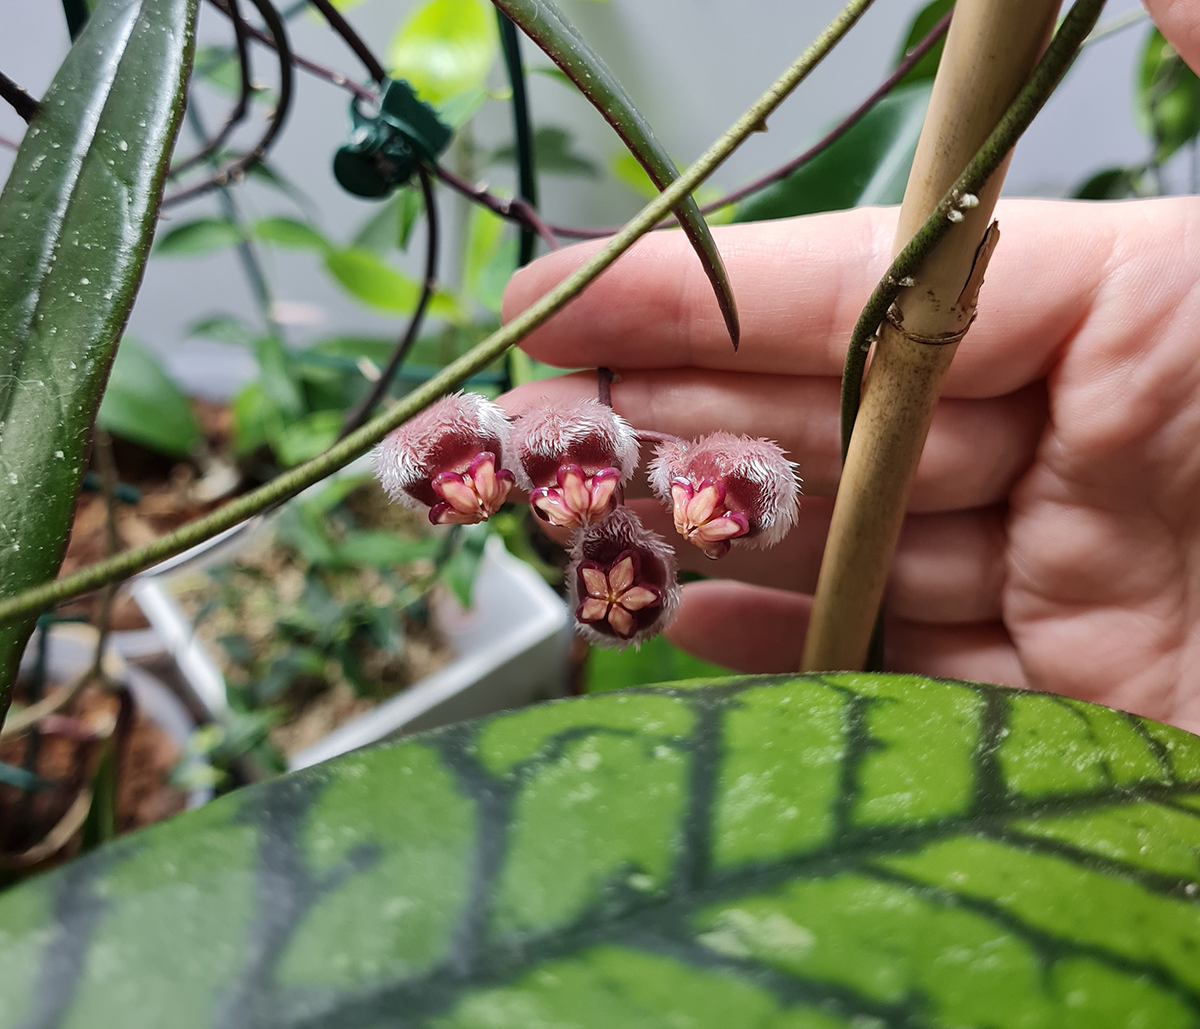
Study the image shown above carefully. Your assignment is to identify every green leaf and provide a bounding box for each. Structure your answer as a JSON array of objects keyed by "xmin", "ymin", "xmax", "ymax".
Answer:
[
  {"xmin": 893, "ymin": 0, "xmax": 952, "ymax": 87},
  {"xmin": 337, "ymin": 531, "xmax": 440, "ymax": 567},
  {"xmin": 387, "ymin": 0, "xmax": 499, "ymax": 105},
  {"xmin": 8, "ymin": 674, "xmax": 1200, "ymax": 1023},
  {"xmin": 492, "ymin": 126, "xmax": 598, "ymax": 177},
  {"xmin": 735, "ymin": 82, "xmax": 932, "ymax": 222},
  {"xmin": 154, "ymin": 216, "xmax": 242, "ymax": 256},
  {"xmin": 437, "ymin": 87, "xmax": 490, "ymax": 129},
  {"xmin": 251, "ymin": 217, "xmax": 330, "ymax": 252},
  {"xmin": 271, "ymin": 409, "xmax": 342, "ymax": 467},
  {"xmin": 441, "ymin": 523, "xmax": 489, "ymax": 607},
  {"xmin": 351, "ymin": 188, "xmax": 424, "ymax": 253},
  {"xmin": 324, "ymin": 247, "xmax": 460, "ymax": 320},
  {"xmin": 0, "ymin": 0, "xmax": 197, "ymax": 704},
  {"xmin": 1072, "ymin": 166, "xmax": 1140, "ymax": 200},
  {"xmin": 1136, "ymin": 27, "xmax": 1200, "ymax": 163},
  {"xmin": 585, "ymin": 634, "xmax": 731, "ymax": 693},
  {"xmin": 188, "ymin": 313, "xmax": 258, "ymax": 346},
  {"xmin": 490, "ymin": 0, "xmax": 739, "ymax": 347},
  {"xmin": 96, "ymin": 339, "xmax": 202, "ymax": 457},
  {"xmin": 192, "ymin": 44, "xmax": 273, "ymax": 102}
]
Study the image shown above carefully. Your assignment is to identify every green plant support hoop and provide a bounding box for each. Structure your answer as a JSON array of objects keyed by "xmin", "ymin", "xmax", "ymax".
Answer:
[{"xmin": 3, "ymin": 673, "xmax": 1200, "ymax": 1027}]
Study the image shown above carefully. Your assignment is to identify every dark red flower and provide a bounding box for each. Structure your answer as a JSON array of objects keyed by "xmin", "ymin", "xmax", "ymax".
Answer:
[
  {"xmin": 650, "ymin": 432, "xmax": 799, "ymax": 558},
  {"xmin": 510, "ymin": 399, "xmax": 638, "ymax": 530},
  {"xmin": 568, "ymin": 507, "xmax": 679, "ymax": 648},
  {"xmin": 376, "ymin": 392, "xmax": 514, "ymax": 525}
]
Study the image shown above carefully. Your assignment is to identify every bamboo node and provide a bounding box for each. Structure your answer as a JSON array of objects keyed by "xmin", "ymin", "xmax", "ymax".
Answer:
[{"xmin": 885, "ymin": 302, "xmax": 975, "ymax": 346}]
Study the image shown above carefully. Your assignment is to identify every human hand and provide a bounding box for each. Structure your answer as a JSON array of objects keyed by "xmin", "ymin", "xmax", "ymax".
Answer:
[{"xmin": 500, "ymin": 199, "xmax": 1200, "ymax": 734}]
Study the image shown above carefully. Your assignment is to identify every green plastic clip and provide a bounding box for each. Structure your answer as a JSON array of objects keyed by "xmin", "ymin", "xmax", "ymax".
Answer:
[{"xmin": 333, "ymin": 79, "xmax": 453, "ymax": 199}]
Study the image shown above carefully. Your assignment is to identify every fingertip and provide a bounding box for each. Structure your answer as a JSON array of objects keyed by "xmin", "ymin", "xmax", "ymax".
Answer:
[{"xmin": 666, "ymin": 580, "xmax": 810, "ymax": 673}]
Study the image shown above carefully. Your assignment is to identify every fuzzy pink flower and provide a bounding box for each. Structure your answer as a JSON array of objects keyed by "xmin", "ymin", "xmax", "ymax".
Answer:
[
  {"xmin": 649, "ymin": 432, "xmax": 799, "ymax": 559},
  {"xmin": 510, "ymin": 399, "xmax": 639, "ymax": 530},
  {"xmin": 375, "ymin": 392, "xmax": 515, "ymax": 525},
  {"xmin": 568, "ymin": 507, "xmax": 679, "ymax": 648}
]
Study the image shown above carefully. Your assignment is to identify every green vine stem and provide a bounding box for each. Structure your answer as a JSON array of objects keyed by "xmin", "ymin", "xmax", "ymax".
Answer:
[
  {"xmin": 0, "ymin": 0, "xmax": 877, "ymax": 636},
  {"xmin": 839, "ymin": 0, "xmax": 1106, "ymax": 461}
]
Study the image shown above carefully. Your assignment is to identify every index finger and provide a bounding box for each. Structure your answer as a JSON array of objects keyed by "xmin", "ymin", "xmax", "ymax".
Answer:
[{"xmin": 502, "ymin": 198, "xmax": 1124, "ymax": 399}]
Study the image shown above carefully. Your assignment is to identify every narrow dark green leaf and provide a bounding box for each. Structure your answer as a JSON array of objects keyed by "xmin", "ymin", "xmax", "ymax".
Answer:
[
  {"xmin": 5, "ymin": 674, "xmax": 1200, "ymax": 1023},
  {"xmin": 490, "ymin": 0, "xmax": 739, "ymax": 347},
  {"xmin": 0, "ymin": 0, "xmax": 198, "ymax": 704},
  {"xmin": 1136, "ymin": 27, "xmax": 1200, "ymax": 163},
  {"xmin": 735, "ymin": 82, "xmax": 931, "ymax": 222},
  {"xmin": 893, "ymin": 0, "xmax": 952, "ymax": 87},
  {"xmin": 154, "ymin": 216, "xmax": 241, "ymax": 256},
  {"xmin": 96, "ymin": 339, "xmax": 202, "ymax": 457}
]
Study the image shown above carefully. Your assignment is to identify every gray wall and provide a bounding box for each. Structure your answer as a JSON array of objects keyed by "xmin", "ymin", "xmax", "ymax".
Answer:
[{"xmin": 0, "ymin": 0, "xmax": 1157, "ymax": 397}]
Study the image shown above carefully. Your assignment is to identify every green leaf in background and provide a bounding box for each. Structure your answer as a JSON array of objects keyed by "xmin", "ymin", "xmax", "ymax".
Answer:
[
  {"xmin": 188, "ymin": 313, "xmax": 258, "ymax": 346},
  {"xmin": 96, "ymin": 339, "xmax": 202, "ymax": 458},
  {"xmin": 735, "ymin": 82, "xmax": 932, "ymax": 222},
  {"xmin": 154, "ymin": 216, "xmax": 242, "ymax": 256},
  {"xmin": 893, "ymin": 0, "xmax": 952, "ymax": 87},
  {"xmin": 1072, "ymin": 166, "xmax": 1140, "ymax": 199},
  {"xmin": 463, "ymin": 206, "xmax": 518, "ymax": 313},
  {"xmin": 337, "ymin": 531, "xmax": 440, "ymax": 567},
  {"xmin": 6, "ymin": 674, "xmax": 1200, "ymax": 1024},
  {"xmin": 490, "ymin": 0, "xmax": 739, "ymax": 347},
  {"xmin": 271, "ymin": 409, "xmax": 343, "ymax": 467},
  {"xmin": 388, "ymin": 0, "xmax": 499, "ymax": 105},
  {"xmin": 251, "ymin": 217, "xmax": 329, "ymax": 252},
  {"xmin": 585, "ymin": 634, "xmax": 731, "ymax": 693},
  {"xmin": 0, "ymin": 0, "xmax": 197, "ymax": 707},
  {"xmin": 441, "ymin": 523, "xmax": 490, "ymax": 607},
  {"xmin": 437, "ymin": 86, "xmax": 491, "ymax": 129},
  {"xmin": 492, "ymin": 125, "xmax": 598, "ymax": 177},
  {"xmin": 351, "ymin": 187, "xmax": 424, "ymax": 253},
  {"xmin": 192, "ymin": 44, "xmax": 273, "ymax": 102},
  {"xmin": 324, "ymin": 247, "xmax": 460, "ymax": 320},
  {"xmin": 1136, "ymin": 28, "xmax": 1200, "ymax": 163}
]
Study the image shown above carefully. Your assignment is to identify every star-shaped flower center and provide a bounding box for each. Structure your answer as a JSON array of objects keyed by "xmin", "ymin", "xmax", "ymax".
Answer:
[
  {"xmin": 430, "ymin": 452, "xmax": 514, "ymax": 525},
  {"xmin": 530, "ymin": 463, "xmax": 621, "ymax": 529},
  {"xmin": 575, "ymin": 550, "xmax": 662, "ymax": 638},
  {"xmin": 669, "ymin": 477, "xmax": 749, "ymax": 559}
]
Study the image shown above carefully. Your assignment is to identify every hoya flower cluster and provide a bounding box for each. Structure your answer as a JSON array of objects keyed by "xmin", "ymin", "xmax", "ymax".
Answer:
[{"xmin": 376, "ymin": 392, "xmax": 799, "ymax": 648}]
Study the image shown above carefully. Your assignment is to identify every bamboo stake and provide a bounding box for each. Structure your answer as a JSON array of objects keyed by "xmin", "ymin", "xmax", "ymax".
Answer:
[{"xmin": 801, "ymin": 0, "xmax": 1061, "ymax": 673}]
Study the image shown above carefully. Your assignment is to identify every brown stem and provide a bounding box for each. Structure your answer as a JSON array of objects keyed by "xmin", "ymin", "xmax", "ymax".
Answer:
[
  {"xmin": 305, "ymin": 0, "xmax": 386, "ymax": 83},
  {"xmin": 596, "ymin": 367, "xmax": 614, "ymax": 407},
  {"xmin": 0, "ymin": 70, "xmax": 39, "ymax": 123},
  {"xmin": 165, "ymin": 0, "xmax": 294, "ymax": 206}
]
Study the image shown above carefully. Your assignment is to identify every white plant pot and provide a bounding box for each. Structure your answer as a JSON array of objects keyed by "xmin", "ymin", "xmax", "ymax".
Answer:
[{"xmin": 129, "ymin": 534, "xmax": 573, "ymax": 773}]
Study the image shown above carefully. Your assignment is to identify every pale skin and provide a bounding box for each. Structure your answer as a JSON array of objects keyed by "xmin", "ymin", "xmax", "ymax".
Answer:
[{"xmin": 500, "ymin": 1, "xmax": 1200, "ymax": 735}]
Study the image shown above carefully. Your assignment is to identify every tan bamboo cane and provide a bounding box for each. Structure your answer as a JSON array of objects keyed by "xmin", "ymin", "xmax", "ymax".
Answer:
[{"xmin": 801, "ymin": 0, "xmax": 1062, "ymax": 672}]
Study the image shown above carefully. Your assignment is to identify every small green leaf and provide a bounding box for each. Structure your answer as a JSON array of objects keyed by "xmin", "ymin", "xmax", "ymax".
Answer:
[
  {"xmin": 893, "ymin": 0, "xmax": 952, "ymax": 87},
  {"xmin": 735, "ymin": 82, "xmax": 932, "ymax": 221},
  {"xmin": 1072, "ymin": 167, "xmax": 1139, "ymax": 200},
  {"xmin": 253, "ymin": 336, "xmax": 305, "ymax": 420},
  {"xmin": 324, "ymin": 247, "xmax": 460, "ymax": 320},
  {"xmin": 97, "ymin": 339, "xmax": 202, "ymax": 458},
  {"xmin": 529, "ymin": 64, "xmax": 574, "ymax": 88},
  {"xmin": 464, "ymin": 206, "xmax": 511, "ymax": 312},
  {"xmin": 272, "ymin": 409, "xmax": 342, "ymax": 467},
  {"xmin": 441, "ymin": 524, "xmax": 489, "ymax": 607},
  {"xmin": 188, "ymin": 313, "xmax": 258, "ymax": 346},
  {"xmin": 586, "ymin": 634, "xmax": 731, "ymax": 693},
  {"xmin": 609, "ymin": 151, "xmax": 660, "ymax": 199},
  {"xmin": 388, "ymin": 0, "xmax": 499, "ymax": 105},
  {"xmin": 0, "ymin": 0, "xmax": 198, "ymax": 700},
  {"xmin": 351, "ymin": 188, "xmax": 424, "ymax": 253},
  {"xmin": 1136, "ymin": 27, "xmax": 1200, "ymax": 163},
  {"xmin": 192, "ymin": 44, "xmax": 273, "ymax": 102},
  {"xmin": 437, "ymin": 87, "xmax": 490, "ymax": 129},
  {"xmin": 337, "ymin": 531, "xmax": 440, "ymax": 567},
  {"xmin": 252, "ymin": 217, "xmax": 330, "ymax": 252},
  {"xmin": 493, "ymin": 126, "xmax": 598, "ymax": 177},
  {"xmin": 154, "ymin": 217, "xmax": 242, "ymax": 256}
]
